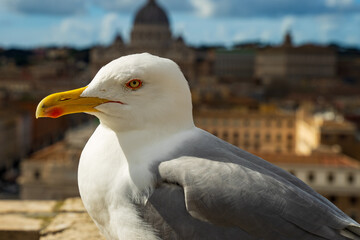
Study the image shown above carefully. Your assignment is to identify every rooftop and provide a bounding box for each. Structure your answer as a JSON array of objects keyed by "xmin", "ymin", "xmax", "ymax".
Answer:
[{"xmin": 256, "ymin": 152, "xmax": 360, "ymax": 168}]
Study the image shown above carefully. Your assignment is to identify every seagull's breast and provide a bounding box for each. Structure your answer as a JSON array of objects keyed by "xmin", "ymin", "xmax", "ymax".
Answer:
[{"xmin": 77, "ymin": 124, "xmax": 159, "ymax": 240}]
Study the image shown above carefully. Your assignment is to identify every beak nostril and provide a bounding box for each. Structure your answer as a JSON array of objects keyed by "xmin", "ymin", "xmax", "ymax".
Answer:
[{"xmin": 60, "ymin": 97, "xmax": 72, "ymax": 101}]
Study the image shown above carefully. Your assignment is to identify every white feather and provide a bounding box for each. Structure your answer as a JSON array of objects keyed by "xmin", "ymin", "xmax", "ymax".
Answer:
[{"xmin": 77, "ymin": 53, "xmax": 195, "ymax": 240}]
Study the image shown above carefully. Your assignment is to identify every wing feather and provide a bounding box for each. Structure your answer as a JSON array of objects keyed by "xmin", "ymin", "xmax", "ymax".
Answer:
[{"xmin": 149, "ymin": 129, "xmax": 360, "ymax": 239}]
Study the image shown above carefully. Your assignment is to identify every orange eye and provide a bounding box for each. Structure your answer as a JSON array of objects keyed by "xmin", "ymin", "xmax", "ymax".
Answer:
[{"xmin": 126, "ymin": 79, "xmax": 142, "ymax": 90}]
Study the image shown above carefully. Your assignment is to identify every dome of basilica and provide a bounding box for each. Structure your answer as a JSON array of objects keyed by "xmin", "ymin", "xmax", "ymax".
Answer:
[{"xmin": 134, "ymin": 0, "xmax": 169, "ymax": 26}]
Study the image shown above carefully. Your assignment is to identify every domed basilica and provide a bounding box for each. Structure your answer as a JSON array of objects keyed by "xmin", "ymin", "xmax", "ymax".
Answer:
[{"xmin": 90, "ymin": 0, "xmax": 197, "ymax": 82}]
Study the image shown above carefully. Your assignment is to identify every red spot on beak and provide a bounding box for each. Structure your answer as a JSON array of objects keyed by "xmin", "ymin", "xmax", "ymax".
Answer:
[
  {"xmin": 107, "ymin": 100, "xmax": 125, "ymax": 105},
  {"xmin": 48, "ymin": 107, "xmax": 64, "ymax": 118}
]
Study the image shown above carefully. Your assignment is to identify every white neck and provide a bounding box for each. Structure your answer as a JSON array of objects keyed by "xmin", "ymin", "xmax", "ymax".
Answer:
[{"xmin": 100, "ymin": 120, "xmax": 194, "ymax": 163}]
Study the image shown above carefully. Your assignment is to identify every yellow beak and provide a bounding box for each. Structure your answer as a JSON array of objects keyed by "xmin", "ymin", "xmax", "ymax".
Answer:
[{"xmin": 36, "ymin": 86, "xmax": 110, "ymax": 118}]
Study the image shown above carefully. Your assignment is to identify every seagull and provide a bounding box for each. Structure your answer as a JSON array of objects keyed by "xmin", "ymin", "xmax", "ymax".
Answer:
[{"xmin": 36, "ymin": 53, "xmax": 360, "ymax": 240}]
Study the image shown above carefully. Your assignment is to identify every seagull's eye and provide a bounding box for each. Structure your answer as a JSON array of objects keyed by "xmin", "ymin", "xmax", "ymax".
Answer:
[{"xmin": 126, "ymin": 79, "xmax": 142, "ymax": 90}]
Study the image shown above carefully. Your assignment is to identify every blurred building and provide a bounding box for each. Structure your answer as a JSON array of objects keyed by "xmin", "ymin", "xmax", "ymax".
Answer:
[
  {"xmin": 90, "ymin": 0, "xmax": 196, "ymax": 82},
  {"xmin": 214, "ymin": 48, "xmax": 256, "ymax": 82},
  {"xmin": 258, "ymin": 152, "xmax": 360, "ymax": 221},
  {"xmin": 0, "ymin": 47, "xmax": 92, "ymax": 186},
  {"xmin": 255, "ymin": 32, "xmax": 336, "ymax": 84},
  {"xmin": 0, "ymin": 110, "xmax": 30, "ymax": 170},
  {"xmin": 195, "ymin": 105, "xmax": 320, "ymax": 155},
  {"xmin": 19, "ymin": 123, "xmax": 97, "ymax": 199},
  {"xmin": 319, "ymin": 115, "xmax": 360, "ymax": 160},
  {"xmin": 0, "ymin": 48, "xmax": 90, "ymax": 99},
  {"xmin": 195, "ymin": 105, "xmax": 359, "ymax": 157},
  {"xmin": 337, "ymin": 48, "xmax": 360, "ymax": 84}
]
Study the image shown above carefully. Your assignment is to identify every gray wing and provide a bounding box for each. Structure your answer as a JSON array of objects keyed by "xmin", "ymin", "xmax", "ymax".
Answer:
[{"xmin": 142, "ymin": 128, "xmax": 360, "ymax": 240}]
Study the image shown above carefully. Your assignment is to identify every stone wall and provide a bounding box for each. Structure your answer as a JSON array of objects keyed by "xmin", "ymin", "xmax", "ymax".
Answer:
[{"xmin": 0, "ymin": 198, "xmax": 105, "ymax": 240}]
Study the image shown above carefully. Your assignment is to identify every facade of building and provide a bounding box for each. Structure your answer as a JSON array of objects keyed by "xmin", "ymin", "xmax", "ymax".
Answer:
[
  {"xmin": 0, "ymin": 110, "xmax": 30, "ymax": 170},
  {"xmin": 195, "ymin": 106, "xmax": 321, "ymax": 155},
  {"xmin": 255, "ymin": 32, "xmax": 336, "ymax": 84},
  {"xmin": 195, "ymin": 106, "xmax": 358, "ymax": 157},
  {"xmin": 337, "ymin": 48, "xmax": 360, "ymax": 84},
  {"xmin": 320, "ymin": 117, "xmax": 360, "ymax": 160},
  {"xmin": 0, "ymin": 48, "xmax": 90, "ymax": 99},
  {"xmin": 214, "ymin": 48, "xmax": 256, "ymax": 82},
  {"xmin": 19, "ymin": 123, "xmax": 97, "ymax": 199}
]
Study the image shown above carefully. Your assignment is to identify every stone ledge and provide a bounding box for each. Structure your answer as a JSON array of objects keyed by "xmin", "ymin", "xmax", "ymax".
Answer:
[
  {"xmin": 0, "ymin": 200, "xmax": 57, "ymax": 214},
  {"xmin": 0, "ymin": 198, "xmax": 105, "ymax": 240}
]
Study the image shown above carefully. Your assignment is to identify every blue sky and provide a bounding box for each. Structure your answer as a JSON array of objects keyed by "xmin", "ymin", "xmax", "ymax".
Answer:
[{"xmin": 0, "ymin": 0, "xmax": 360, "ymax": 49}]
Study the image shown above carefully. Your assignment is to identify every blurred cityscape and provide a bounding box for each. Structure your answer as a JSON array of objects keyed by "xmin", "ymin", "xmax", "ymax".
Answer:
[{"xmin": 1, "ymin": 0, "xmax": 360, "ymax": 223}]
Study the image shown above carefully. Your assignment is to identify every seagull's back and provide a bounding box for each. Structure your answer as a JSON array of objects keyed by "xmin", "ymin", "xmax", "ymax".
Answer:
[{"xmin": 139, "ymin": 128, "xmax": 360, "ymax": 240}]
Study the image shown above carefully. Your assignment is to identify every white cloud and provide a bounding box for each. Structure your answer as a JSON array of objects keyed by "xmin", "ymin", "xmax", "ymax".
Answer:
[
  {"xmin": 2, "ymin": 0, "xmax": 360, "ymax": 19},
  {"xmin": 317, "ymin": 15, "xmax": 339, "ymax": 42},
  {"xmin": 233, "ymin": 32, "xmax": 248, "ymax": 42},
  {"xmin": 325, "ymin": 0, "xmax": 353, "ymax": 7},
  {"xmin": 216, "ymin": 24, "xmax": 227, "ymax": 39},
  {"xmin": 48, "ymin": 12, "xmax": 131, "ymax": 47},
  {"xmin": 190, "ymin": 0, "xmax": 215, "ymax": 17},
  {"xmin": 52, "ymin": 18, "xmax": 96, "ymax": 46},
  {"xmin": 1, "ymin": 0, "xmax": 86, "ymax": 15},
  {"xmin": 174, "ymin": 22, "xmax": 186, "ymax": 36},
  {"xmin": 99, "ymin": 13, "xmax": 119, "ymax": 43},
  {"xmin": 281, "ymin": 16, "xmax": 295, "ymax": 34},
  {"xmin": 260, "ymin": 30, "xmax": 272, "ymax": 42}
]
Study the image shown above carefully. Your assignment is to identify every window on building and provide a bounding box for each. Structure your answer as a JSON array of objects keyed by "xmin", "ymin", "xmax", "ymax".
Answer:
[
  {"xmin": 244, "ymin": 119, "xmax": 250, "ymax": 127},
  {"xmin": 348, "ymin": 173, "xmax": 355, "ymax": 184},
  {"xmin": 328, "ymin": 195, "xmax": 337, "ymax": 203},
  {"xmin": 233, "ymin": 120, "xmax": 240, "ymax": 127},
  {"xmin": 350, "ymin": 196, "xmax": 358, "ymax": 206},
  {"xmin": 328, "ymin": 172, "xmax": 335, "ymax": 184},
  {"xmin": 34, "ymin": 170, "xmax": 41, "ymax": 180},
  {"xmin": 233, "ymin": 132, "xmax": 239, "ymax": 146},
  {"xmin": 287, "ymin": 145, "xmax": 293, "ymax": 152},
  {"xmin": 254, "ymin": 132, "xmax": 260, "ymax": 140},
  {"xmin": 287, "ymin": 120, "xmax": 294, "ymax": 128},
  {"xmin": 255, "ymin": 120, "xmax": 261, "ymax": 127},
  {"xmin": 277, "ymin": 120, "xmax": 282, "ymax": 128},
  {"xmin": 322, "ymin": 134, "xmax": 330, "ymax": 141},
  {"xmin": 223, "ymin": 131, "xmax": 228, "ymax": 140},
  {"xmin": 287, "ymin": 133, "xmax": 293, "ymax": 141},
  {"xmin": 244, "ymin": 132, "xmax": 249, "ymax": 139},
  {"xmin": 265, "ymin": 118, "xmax": 271, "ymax": 127},
  {"xmin": 338, "ymin": 134, "xmax": 348, "ymax": 141},
  {"xmin": 276, "ymin": 134, "xmax": 282, "ymax": 142},
  {"xmin": 265, "ymin": 133, "xmax": 271, "ymax": 142},
  {"xmin": 307, "ymin": 172, "xmax": 315, "ymax": 183},
  {"xmin": 254, "ymin": 143, "xmax": 260, "ymax": 151}
]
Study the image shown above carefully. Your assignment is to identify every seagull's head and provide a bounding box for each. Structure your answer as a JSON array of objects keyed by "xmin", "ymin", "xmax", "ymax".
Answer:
[{"xmin": 36, "ymin": 53, "xmax": 194, "ymax": 132}]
